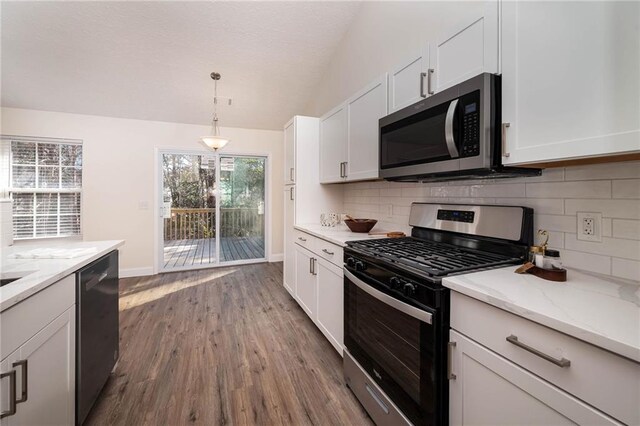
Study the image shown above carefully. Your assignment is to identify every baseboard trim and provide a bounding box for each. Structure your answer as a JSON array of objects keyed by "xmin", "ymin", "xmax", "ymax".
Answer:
[
  {"xmin": 120, "ymin": 267, "xmax": 154, "ymax": 278},
  {"xmin": 269, "ymin": 253, "xmax": 284, "ymax": 262}
]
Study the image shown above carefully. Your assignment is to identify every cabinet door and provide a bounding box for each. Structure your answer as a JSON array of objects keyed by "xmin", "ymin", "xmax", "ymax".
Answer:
[
  {"xmin": 388, "ymin": 46, "xmax": 430, "ymax": 113},
  {"xmin": 283, "ymin": 186, "xmax": 296, "ymax": 297},
  {"xmin": 284, "ymin": 119, "xmax": 296, "ymax": 185},
  {"xmin": 502, "ymin": 1, "xmax": 640, "ymax": 165},
  {"xmin": 449, "ymin": 330, "xmax": 619, "ymax": 426},
  {"xmin": 12, "ymin": 308, "xmax": 75, "ymax": 426},
  {"xmin": 319, "ymin": 104, "xmax": 348, "ymax": 184},
  {"xmin": 294, "ymin": 245, "xmax": 317, "ymax": 320},
  {"xmin": 346, "ymin": 75, "xmax": 388, "ymax": 182},
  {"xmin": 430, "ymin": 1, "xmax": 499, "ymax": 93},
  {"xmin": 316, "ymin": 258, "xmax": 343, "ymax": 355}
]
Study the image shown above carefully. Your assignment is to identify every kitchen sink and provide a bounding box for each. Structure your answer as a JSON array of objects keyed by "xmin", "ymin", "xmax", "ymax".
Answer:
[{"xmin": 0, "ymin": 271, "xmax": 35, "ymax": 287}]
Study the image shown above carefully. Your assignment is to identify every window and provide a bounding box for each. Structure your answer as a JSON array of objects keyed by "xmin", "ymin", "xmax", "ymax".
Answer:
[{"xmin": 4, "ymin": 137, "xmax": 82, "ymax": 239}]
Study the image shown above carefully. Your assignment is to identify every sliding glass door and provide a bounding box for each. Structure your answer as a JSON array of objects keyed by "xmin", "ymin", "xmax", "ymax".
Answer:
[
  {"xmin": 219, "ymin": 156, "xmax": 266, "ymax": 261},
  {"xmin": 159, "ymin": 151, "xmax": 266, "ymax": 272}
]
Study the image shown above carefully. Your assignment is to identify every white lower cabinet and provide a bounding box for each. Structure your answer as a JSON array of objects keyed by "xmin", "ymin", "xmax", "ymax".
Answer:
[
  {"xmin": 448, "ymin": 330, "xmax": 619, "ymax": 426},
  {"xmin": 1, "ymin": 307, "xmax": 75, "ymax": 426},
  {"xmin": 315, "ymin": 258, "xmax": 344, "ymax": 354},
  {"xmin": 290, "ymin": 231, "xmax": 344, "ymax": 356},
  {"xmin": 295, "ymin": 244, "xmax": 317, "ymax": 320}
]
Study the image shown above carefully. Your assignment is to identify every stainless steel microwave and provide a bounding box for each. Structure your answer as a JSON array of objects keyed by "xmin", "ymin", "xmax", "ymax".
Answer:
[{"xmin": 379, "ymin": 73, "xmax": 539, "ymax": 181}]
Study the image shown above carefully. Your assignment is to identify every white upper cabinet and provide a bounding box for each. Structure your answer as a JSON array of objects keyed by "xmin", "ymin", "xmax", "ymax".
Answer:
[
  {"xmin": 284, "ymin": 119, "xmax": 295, "ymax": 185},
  {"xmin": 320, "ymin": 75, "xmax": 387, "ymax": 183},
  {"xmin": 430, "ymin": 1, "xmax": 499, "ymax": 93},
  {"xmin": 319, "ymin": 104, "xmax": 348, "ymax": 183},
  {"xmin": 501, "ymin": 1, "xmax": 640, "ymax": 165},
  {"xmin": 346, "ymin": 74, "xmax": 388, "ymax": 181},
  {"xmin": 388, "ymin": 46, "xmax": 431, "ymax": 113}
]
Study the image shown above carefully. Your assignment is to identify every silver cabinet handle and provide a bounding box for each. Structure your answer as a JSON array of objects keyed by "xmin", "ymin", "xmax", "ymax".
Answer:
[
  {"xmin": 289, "ymin": 186, "xmax": 294, "ymax": 201},
  {"xmin": 420, "ymin": 72, "xmax": 427, "ymax": 98},
  {"xmin": 502, "ymin": 122, "xmax": 511, "ymax": 157},
  {"xmin": 322, "ymin": 248, "xmax": 334, "ymax": 255},
  {"xmin": 427, "ymin": 68, "xmax": 435, "ymax": 95},
  {"xmin": 309, "ymin": 257, "xmax": 313, "ymax": 274},
  {"xmin": 12, "ymin": 360, "xmax": 27, "ymax": 403},
  {"xmin": 444, "ymin": 99, "xmax": 460, "ymax": 158},
  {"xmin": 290, "ymin": 167, "xmax": 294, "ymax": 182},
  {"xmin": 447, "ymin": 341, "xmax": 457, "ymax": 380},
  {"xmin": 298, "ymin": 237, "xmax": 306, "ymax": 242},
  {"xmin": 506, "ymin": 335, "xmax": 571, "ymax": 368},
  {"xmin": 0, "ymin": 369, "xmax": 16, "ymax": 419},
  {"xmin": 365, "ymin": 383, "xmax": 389, "ymax": 414},
  {"xmin": 339, "ymin": 162, "xmax": 344, "ymax": 178}
]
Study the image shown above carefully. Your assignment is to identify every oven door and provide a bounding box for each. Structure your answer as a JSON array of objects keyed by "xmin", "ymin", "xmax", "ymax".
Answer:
[{"xmin": 344, "ymin": 268, "xmax": 442, "ymax": 425}]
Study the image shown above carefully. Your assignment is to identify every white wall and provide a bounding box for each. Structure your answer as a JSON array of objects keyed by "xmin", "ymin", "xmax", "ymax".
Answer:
[
  {"xmin": 1, "ymin": 107, "xmax": 284, "ymax": 274},
  {"xmin": 304, "ymin": 1, "xmax": 487, "ymax": 116}
]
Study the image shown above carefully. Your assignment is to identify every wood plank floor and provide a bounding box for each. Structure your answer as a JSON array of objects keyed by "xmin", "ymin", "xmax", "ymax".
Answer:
[
  {"xmin": 85, "ymin": 263, "xmax": 372, "ymax": 426},
  {"xmin": 164, "ymin": 237, "xmax": 265, "ymax": 268}
]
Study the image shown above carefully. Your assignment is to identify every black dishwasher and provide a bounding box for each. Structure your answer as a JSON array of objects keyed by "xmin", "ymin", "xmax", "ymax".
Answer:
[{"xmin": 76, "ymin": 250, "xmax": 119, "ymax": 425}]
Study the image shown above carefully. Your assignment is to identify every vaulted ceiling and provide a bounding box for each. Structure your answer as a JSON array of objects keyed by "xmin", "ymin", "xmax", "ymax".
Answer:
[{"xmin": 1, "ymin": 1, "xmax": 361, "ymax": 130}]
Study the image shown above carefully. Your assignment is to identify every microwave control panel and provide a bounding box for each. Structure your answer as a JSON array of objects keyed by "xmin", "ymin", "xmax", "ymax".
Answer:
[{"xmin": 460, "ymin": 92, "xmax": 481, "ymax": 158}]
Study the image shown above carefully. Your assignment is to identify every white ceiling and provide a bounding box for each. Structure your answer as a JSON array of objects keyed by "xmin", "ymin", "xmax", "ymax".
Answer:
[{"xmin": 1, "ymin": 1, "xmax": 361, "ymax": 130}]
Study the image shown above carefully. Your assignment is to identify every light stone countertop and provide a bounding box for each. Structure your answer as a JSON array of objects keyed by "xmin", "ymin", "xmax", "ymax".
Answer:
[
  {"xmin": 0, "ymin": 239, "xmax": 125, "ymax": 312},
  {"xmin": 443, "ymin": 266, "xmax": 640, "ymax": 363},
  {"xmin": 294, "ymin": 223, "xmax": 393, "ymax": 247}
]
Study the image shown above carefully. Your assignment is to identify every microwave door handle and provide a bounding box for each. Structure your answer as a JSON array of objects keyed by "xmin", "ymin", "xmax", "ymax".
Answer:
[{"xmin": 444, "ymin": 99, "xmax": 460, "ymax": 159}]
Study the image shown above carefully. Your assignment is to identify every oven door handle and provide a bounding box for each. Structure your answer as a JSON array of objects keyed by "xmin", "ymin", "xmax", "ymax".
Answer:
[
  {"xmin": 444, "ymin": 99, "xmax": 460, "ymax": 159},
  {"xmin": 344, "ymin": 269, "xmax": 433, "ymax": 324}
]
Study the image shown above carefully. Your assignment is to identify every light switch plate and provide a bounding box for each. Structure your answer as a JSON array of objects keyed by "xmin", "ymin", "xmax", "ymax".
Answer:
[{"xmin": 577, "ymin": 212, "xmax": 602, "ymax": 242}]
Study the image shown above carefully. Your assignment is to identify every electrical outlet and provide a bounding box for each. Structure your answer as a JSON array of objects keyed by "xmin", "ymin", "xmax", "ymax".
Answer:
[{"xmin": 577, "ymin": 212, "xmax": 602, "ymax": 242}]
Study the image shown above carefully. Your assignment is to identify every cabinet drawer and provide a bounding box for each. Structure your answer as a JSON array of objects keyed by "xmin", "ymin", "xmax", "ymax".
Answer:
[
  {"xmin": 451, "ymin": 292, "xmax": 640, "ymax": 425},
  {"xmin": 1, "ymin": 275, "xmax": 75, "ymax": 360},
  {"xmin": 316, "ymin": 239, "xmax": 343, "ymax": 267},
  {"xmin": 294, "ymin": 230, "xmax": 316, "ymax": 251}
]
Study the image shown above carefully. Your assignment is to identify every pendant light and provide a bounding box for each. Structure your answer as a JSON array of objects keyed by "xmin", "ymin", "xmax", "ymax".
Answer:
[{"xmin": 200, "ymin": 72, "xmax": 230, "ymax": 151}]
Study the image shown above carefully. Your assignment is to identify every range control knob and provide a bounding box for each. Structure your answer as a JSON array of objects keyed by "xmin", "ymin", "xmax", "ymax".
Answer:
[
  {"xmin": 346, "ymin": 257, "xmax": 356, "ymax": 268},
  {"xmin": 389, "ymin": 277, "xmax": 402, "ymax": 289},
  {"xmin": 403, "ymin": 283, "xmax": 416, "ymax": 297},
  {"xmin": 355, "ymin": 261, "xmax": 366, "ymax": 272}
]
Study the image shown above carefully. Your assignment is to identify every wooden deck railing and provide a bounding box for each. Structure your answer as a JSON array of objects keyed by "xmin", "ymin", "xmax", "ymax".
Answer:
[{"xmin": 163, "ymin": 207, "xmax": 264, "ymax": 240}]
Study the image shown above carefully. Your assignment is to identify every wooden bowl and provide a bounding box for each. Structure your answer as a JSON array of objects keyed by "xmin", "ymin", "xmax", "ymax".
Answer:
[{"xmin": 344, "ymin": 219, "xmax": 378, "ymax": 233}]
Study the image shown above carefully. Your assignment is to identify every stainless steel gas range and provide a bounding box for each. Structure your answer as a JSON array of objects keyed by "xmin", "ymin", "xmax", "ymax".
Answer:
[{"xmin": 343, "ymin": 203, "xmax": 533, "ymax": 425}]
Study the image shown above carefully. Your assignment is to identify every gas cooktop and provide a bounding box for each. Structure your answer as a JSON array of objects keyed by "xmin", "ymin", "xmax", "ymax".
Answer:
[{"xmin": 347, "ymin": 237, "xmax": 523, "ymax": 277}]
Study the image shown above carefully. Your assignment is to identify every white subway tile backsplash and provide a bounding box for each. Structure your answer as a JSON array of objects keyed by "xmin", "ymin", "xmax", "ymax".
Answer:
[
  {"xmin": 561, "ymin": 250, "xmax": 612, "ymax": 275},
  {"xmin": 565, "ymin": 199, "xmax": 640, "ymax": 219},
  {"xmin": 343, "ymin": 162, "xmax": 640, "ymax": 281},
  {"xmin": 565, "ymin": 234, "xmax": 640, "ymax": 261},
  {"xmin": 430, "ymin": 185, "xmax": 470, "ymax": 198},
  {"xmin": 611, "ymin": 258, "xmax": 640, "ymax": 281},
  {"xmin": 602, "ymin": 218, "xmax": 612, "ymax": 237},
  {"xmin": 495, "ymin": 198, "xmax": 565, "ymax": 215},
  {"xmin": 526, "ymin": 181, "xmax": 611, "ymax": 199},
  {"xmin": 612, "ymin": 219, "xmax": 640, "ymax": 240},
  {"xmin": 612, "ymin": 179, "xmax": 640, "ymax": 199},
  {"xmin": 564, "ymin": 161, "xmax": 640, "ymax": 180},
  {"xmin": 534, "ymin": 214, "xmax": 576, "ymax": 233},
  {"xmin": 470, "ymin": 183, "xmax": 526, "ymax": 198}
]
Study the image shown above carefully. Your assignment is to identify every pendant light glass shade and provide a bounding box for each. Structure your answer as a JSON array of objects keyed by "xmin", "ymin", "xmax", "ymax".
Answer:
[{"xmin": 201, "ymin": 72, "xmax": 230, "ymax": 151}]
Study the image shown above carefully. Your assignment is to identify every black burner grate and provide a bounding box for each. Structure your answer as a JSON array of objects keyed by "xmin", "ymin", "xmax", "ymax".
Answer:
[{"xmin": 349, "ymin": 237, "xmax": 521, "ymax": 277}]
